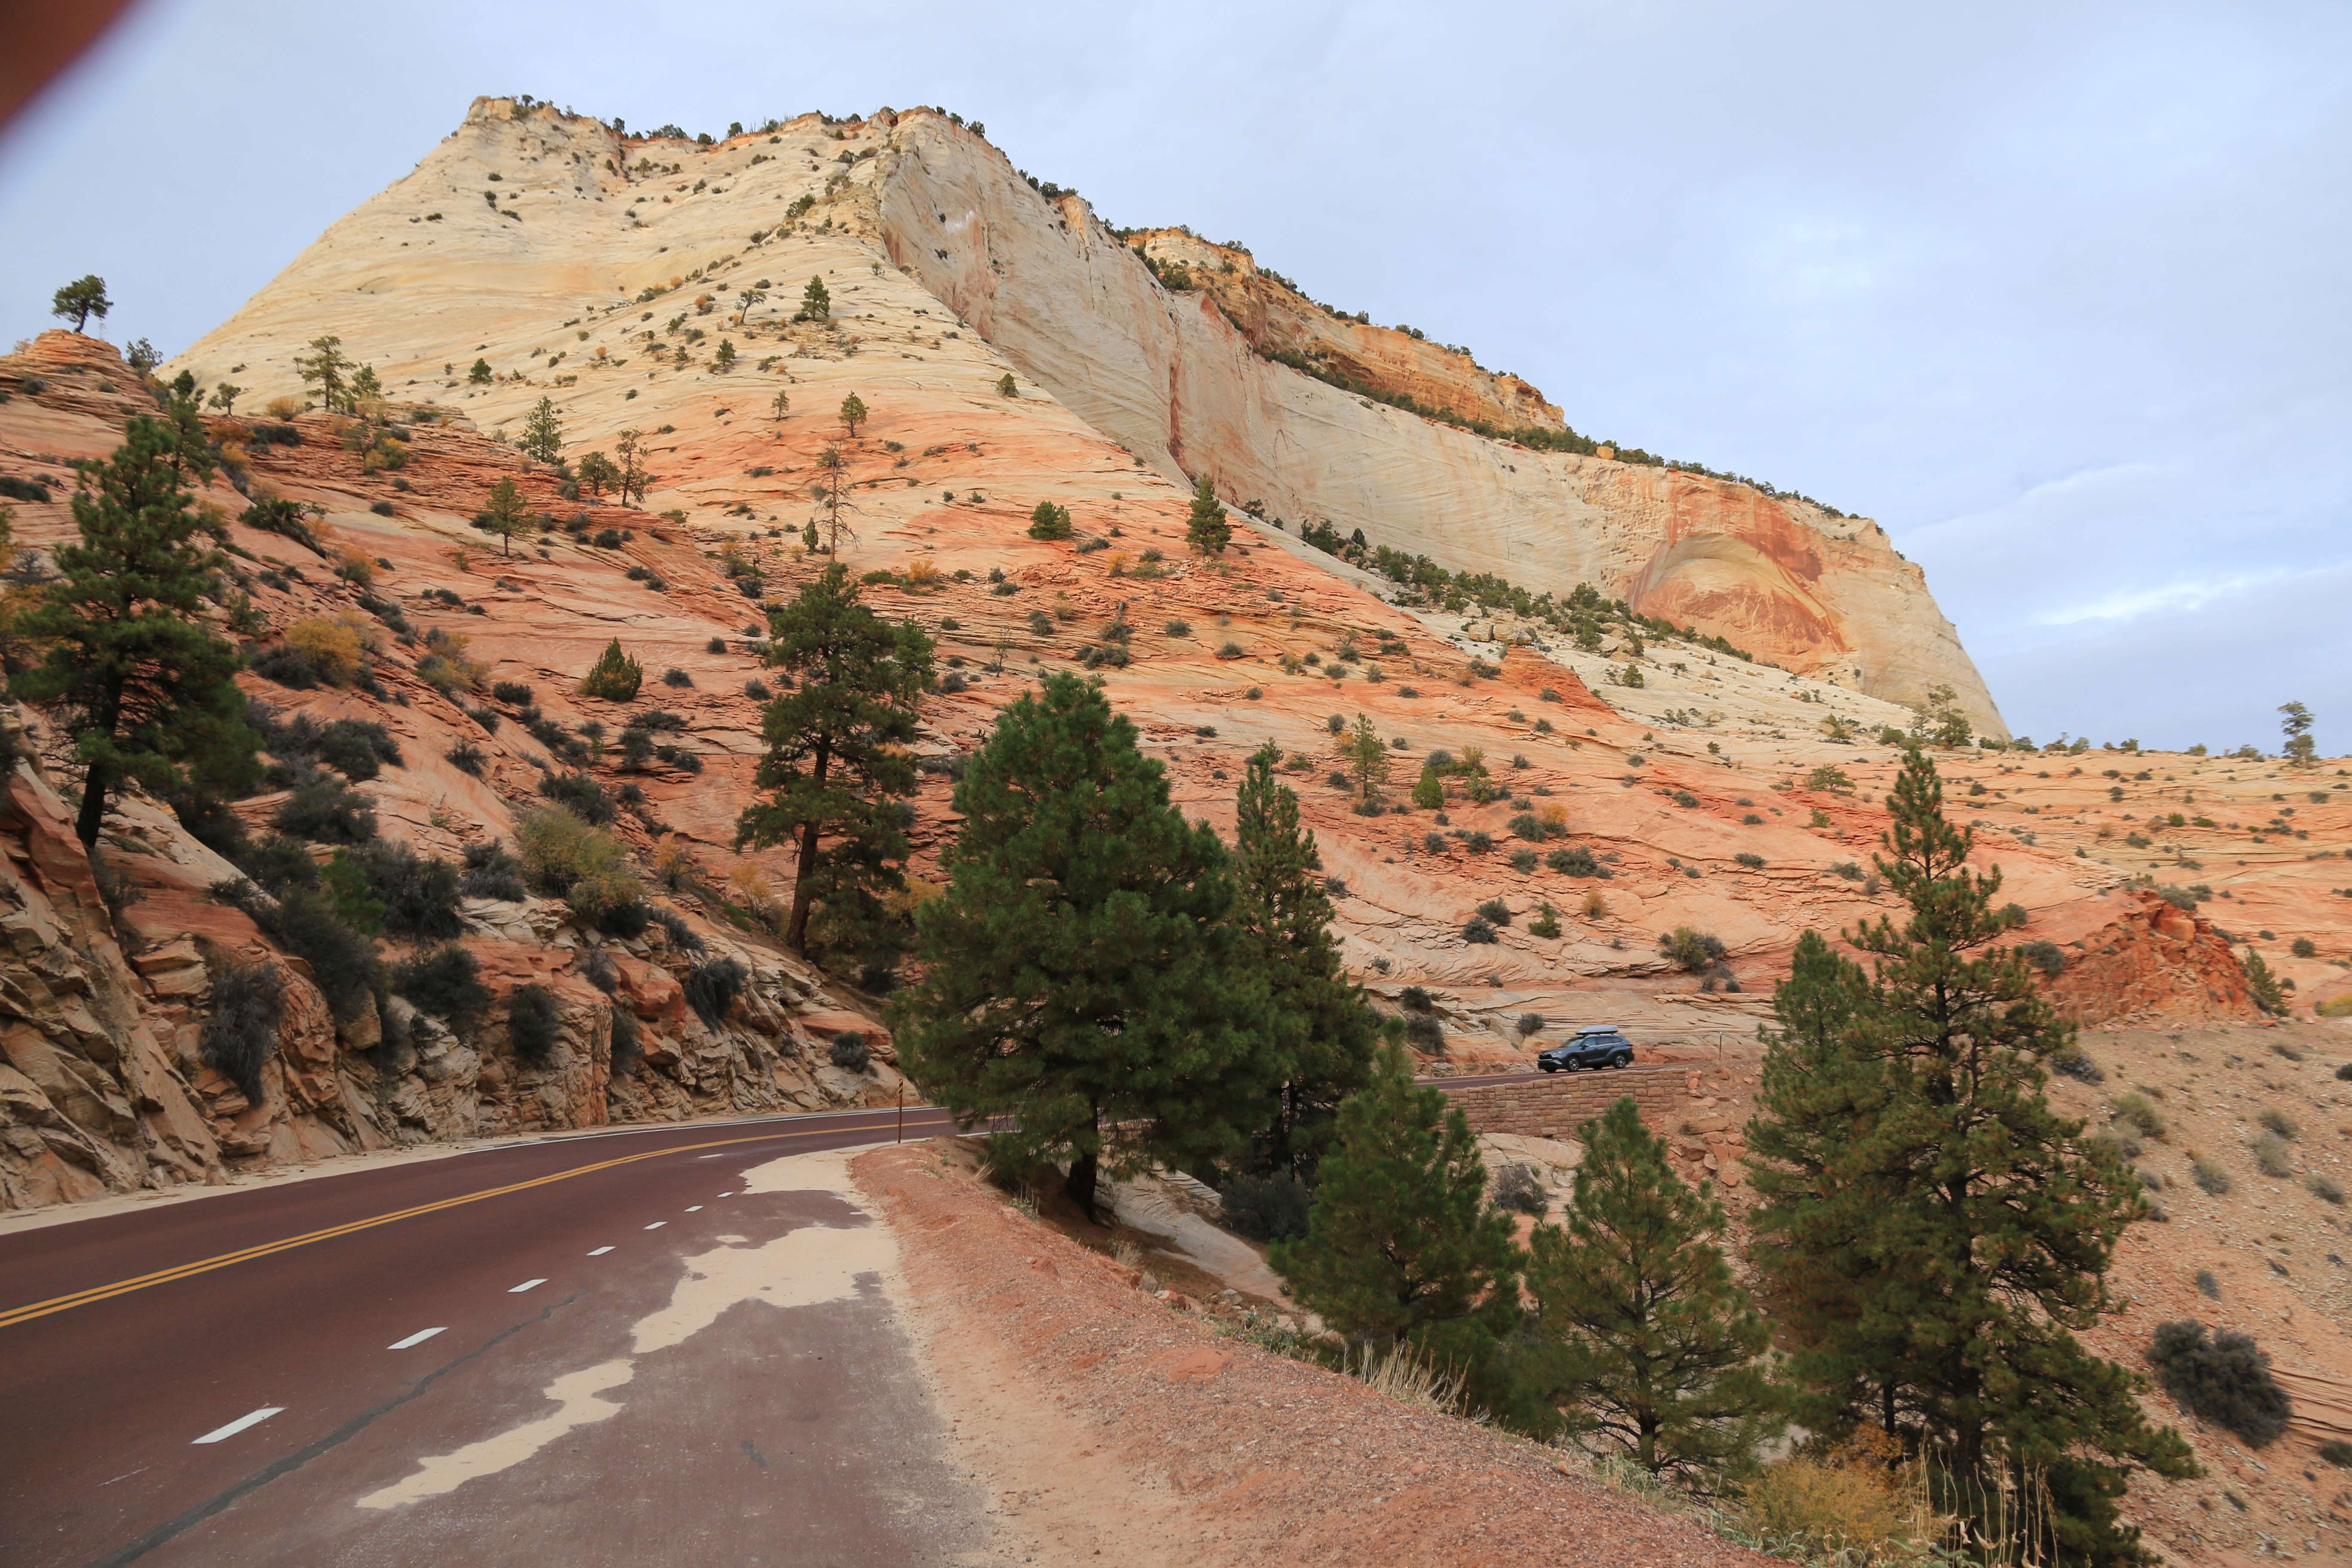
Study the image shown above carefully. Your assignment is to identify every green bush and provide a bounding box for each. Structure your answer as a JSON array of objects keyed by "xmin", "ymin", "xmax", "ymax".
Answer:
[
  {"xmin": 538, "ymin": 769, "xmax": 614, "ymax": 824},
  {"xmin": 1546, "ymin": 845, "xmax": 1605, "ymax": 877},
  {"xmin": 257, "ymin": 885, "xmax": 380, "ymax": 1022},
  {"xmin": 2018, "ymin": 940, "xmax": 2067, "ymax": 977},
  {"xmin": 2110, "ymin": 1092, "xmax": 2165, "ymax": 1140},
  {"xmin": 2147, "ymin": 1320, "xmax": 2291, "ymax": 1446},
  {"xmin": 1734, "ymin": 852, "xmax": 1765, "ymax": 869},
  {"xmin": 1475, "ymin": 898, "xmax": 1512, "ymax": 926},
  {"xmin": 348, "ymin": 842, "xmax": 464, "ymax": 940},
  {"xmin": 1658, "ymin": 926, "xmax": 1726, "ymax": 973},
  {"xmin": 392, "ymin": 945, "xmax": 490, "ymax": 1037},
  {"xmin": 200, "ymin": 960, "xmax": 284, "ymax": 1102},
  {"xmin": 507, "ymin": 982, "xmax": 562, "ymax": 1064},
  {"xmin": 579, "ymin": 638, "xmax": 643, "ymax": 701},
  {"xmin": 1490, "ymin": 1162, "xmax": 1547, "ymax": 1217},
  {"xmin": 517, "ymin": 808, "xmax": 642, "ymax": 930},
  {"xmin": 1026, "ymin": 501, "xmax": 1072, "ymax": 540},
  {"xmin": 829, "ymin": 1030, "xmax": 870, "ymax": 1071},
  {"xmin": 684, "ymin": 956, "xmax": 747, "ymax": 1025},
  {"xmin": 1463, "ymin": 916, "xmax": 1498, "ymax": 944},
  {"xmin": 273, "ymin": 769, "xmax": 377, "ymax": 845},
  {"xmin": 2191, "ymin": 1155, "xmax": 2233, "ymax": 1195},
  {"xmin": 1222, "ymin": 1170, "xmax": 1311, "ymax": 1241},
  {"xmin": 461, "ymin": 841, "xmax": 526, "ymax": 902},
  {"xmin": 1509, "ymin": 848, "xmax": 1538, "ymax": 873}
]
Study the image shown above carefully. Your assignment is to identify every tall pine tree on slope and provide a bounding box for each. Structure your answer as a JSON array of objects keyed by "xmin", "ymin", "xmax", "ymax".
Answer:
[
  {"xmin": 1525, "ymin": 1096, "xmax": 1782, "ymax": 1488},
  {"xmin": 1744, "ymin": 747, "xmax": 2194, "ymax": 1565},
  {"xmin": 893, "ymin": 673, "xmax": 1281, "ymax": 1213},
  {"xmin": 1232, "ymin": 743, "xmax": 1375, "ymax": 1178},
  {"xmin": 17, "ymin": 398, "xmax": 257, "ymax": 846}
]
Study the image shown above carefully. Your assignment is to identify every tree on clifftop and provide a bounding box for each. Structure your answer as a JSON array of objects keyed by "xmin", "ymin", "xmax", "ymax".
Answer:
[
  {"xmin": 16, "ymin": 404, "xmax": 258, "ymax": 846},
  {"xmin": 1184, "ymin": 473, "xmax": 1230, "ymax": 554},
  {"xmin": 2280, "ymin": 701, "xmax": 2316, "ymax": 768},
  {"xmin": 894, "ymin": 673, "xmax": 1282, "ymax": 1215},
  {"xmin": 735, "ymin": 564, "xmax": 931, "ymax": 970},
  {"xmin": 1744, "ymin": 746, "xmax": 2196, "ymax": 1562},
  {"xmin": 51, "ymin": 276, "xmax": 110, "ymax": 333}
]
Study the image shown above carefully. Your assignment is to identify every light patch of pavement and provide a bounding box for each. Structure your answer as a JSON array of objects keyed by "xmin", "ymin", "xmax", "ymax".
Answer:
[{"xmin": 355, "ymin": 1146, "xmax": 896, "ymax": 1512}]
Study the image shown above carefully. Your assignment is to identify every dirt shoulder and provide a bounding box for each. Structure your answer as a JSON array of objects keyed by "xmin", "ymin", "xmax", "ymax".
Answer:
[{"xmin": 852, "ymin": 1141, "xmax": 1774, "ymax": 1568}]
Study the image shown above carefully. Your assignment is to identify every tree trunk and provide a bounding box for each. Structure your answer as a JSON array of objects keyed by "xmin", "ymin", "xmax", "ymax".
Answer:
[
  {"xmin": 785, "ymin": 818, "xmax": 819, "ymax": 954},
  {"xmin": 74, "ymin": 763, "xmax": 108, "ymax": 847},
  {"xmin": 1064, "ymin": 1148, "xmax": 1099, "ymax": 1216}
]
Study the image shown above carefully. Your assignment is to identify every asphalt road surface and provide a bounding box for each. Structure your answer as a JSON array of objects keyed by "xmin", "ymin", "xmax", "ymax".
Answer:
[{"xmin": 0, "ymin": 1106, "xmax": 977, "ymax": 1568}]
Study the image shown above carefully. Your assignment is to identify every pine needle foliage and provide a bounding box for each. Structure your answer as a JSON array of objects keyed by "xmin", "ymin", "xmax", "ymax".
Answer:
[
  {"xmin": 1744, "ymin": 745, "xmax": 2196, "ymax": 1565},
  {"xmin": 893, "ymin": 672, "xmax": 1281, "ymax": 1213},
  {"xmin": 1232, "ymin": 743, "xmax": 1376, "ymax": 1177},
  {"xmin": 579, "ymin": 638, "xmax": 643, "ymax": 701},
  {"xmin": 735, "ymin": 564, "xmax": 931, "ymax": 965},
  {"xmin": 16, "ymin": 400, "xmax": 259, "ymax": 845},
  {"xmin": 1184, "ymin": 473, "xmax": 1230, "ymax": 554},
  {"xmin": 1525, "ymin": 1096, "xmax": 1782, "ymax": 1488}
]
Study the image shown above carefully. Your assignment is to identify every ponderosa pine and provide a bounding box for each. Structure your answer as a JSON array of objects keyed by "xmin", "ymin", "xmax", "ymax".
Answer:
[
  {"xmin": 735, "ymin": 564, "xmax": 931, "ymax": 969},
  {"xmin": 1232, "ymin": 743, "xmax": 1376, "ymax": 1177},
  {"xmin": 893, "ymin": 673, "xmax": 1281, "ymax": 1214},
  {"xmin": 1744, "ymin": 746, "xmax": 2194, "ymax": 1564}
]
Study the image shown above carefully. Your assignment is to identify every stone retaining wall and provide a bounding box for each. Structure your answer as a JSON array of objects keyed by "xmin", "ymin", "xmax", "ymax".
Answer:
[{"xmin": 1439, "ymin": 1068, "xmax": 1750, "ymax": 1185}]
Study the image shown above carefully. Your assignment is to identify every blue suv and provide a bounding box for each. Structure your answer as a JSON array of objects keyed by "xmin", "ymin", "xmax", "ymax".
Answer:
[{"xmin": 1536, "ymin": 1024, "xmax": 1635, "ymax": 1072}]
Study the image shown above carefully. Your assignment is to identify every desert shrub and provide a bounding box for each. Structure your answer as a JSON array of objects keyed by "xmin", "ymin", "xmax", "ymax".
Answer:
[
  {"xmin": 1403, "ymin": 1012, "xmax": 1445, "ymax": 1053},
  {"xmin": 392, "ymin": 945, "xmax": 490, "ymax": 1037},
  {"xmin": 706, "ymin": 636, "xmax": 729, "ymax": 655},
  {"xmin": 684, "ymin": 956, "xmax": 747, "ymax": 1025},
  {"xmin": 1463, "ymin": 916, "xmax": 1498, "ymax": 944},
  {"xmin": 1546, "ymin": 845, "xmax": 1605, "ymax": 877},
  {"xmin": 2192, "ymin": 1155, "xmax": 2233, "ymax": 1195},
  {"xmin": 273, "ymin": 769, "xmax": 377, "ymax": 845},
  {"xmin": 1400, "ymin": 986, "xmax": 1433, "ymax": 1012},
  {"xmin": 2338, "ymin": 1062, "xmax": 2352, "ymax": 1082},
  {"xmin": 345, "ymin": 842, "xmax": 464, "ymax": 940},
  {"xmin": 2017, "ymin": 939, "xmax": 2067, "ymax": 977},
  {"xmin": 2110, "ymin": 1092, "xmax": 2165, "ymax": 1140},
  {"xmin": 654, "ymin": 908, "xmax": 703, "ymax": 953},
  {"xmin": 2050, "ymin": 1044, "xmax": 2104, "ymax": 1083},
  {"xmin": 2321, "ymin": 1439, "xmax": 2352, "ymax": 1468},
  {"xmin": 662, "ymin": 667, "xmax": 693, "ymax": 688},
  {"xmin": 1516, "ymin": 1012, "xmax": 1545, "ymax": 1038},
  {"xmin": 491, "ymin": 681, "xmax": 534, "ymax": 704},
  {"xmin": 2195, "ymin": 1269, "xmax": 2220, "ymax": 1299},
  {"xmin": 1734, "ymin": 852, "xmax": 1765, "ymax": 869},
  {"xmin": 2147, "ymin": 1320, "xmax": 2292, "ymax": 1446},
  {"xmin": 445, "ymin": 740, "xmax": 486, "ymax": 776},
  {"xmin": 200, "ymin": 960, "xmax": 284, "ymax": 1102},
  {"xmin": 1475, "ymin": 897, "xmax": 1512, "ymax": 926},
  {"xmin": 301, "ymin": 717, "xmax": 401, "ymax": 781},
  {"xmin": 2308, "ymin": 1173, "xmax": 2345, "ymax": 1205},
  {"xmin": 1671, "ymin": 789, "xmax": 1699, "ymax": 808},
  {"xmin": 1735, "ymin": 1438, "xmax": 1939, "ymax": 1562},
  {"xmin": 538, "ymin": 769, "xmax": 613, "ymax": 824},
  {"xmin": 248, "ymin": 642, "xmax": 328, "ymax": 689},
  {"xmin": 1658, "ymin": 925, "xmax": 1726, "ymax": 973},
  {"xmin": 1026, "ymin": 501, "xmax": 1072, "ymax": 540},
  {"xmin": 1509, "ymin": 848, "xmax": 1537, "ymax": 873},
  {"xmin": 284, "ymin": 618, "xmax": 365, "ymax": 684},
  {"xmin": 507, "ymin": 982, "xmax": 562, "ymax": 1065},
  {"xmin": 829, "ymin": 1030, "xmax": 871, "ymax": 1071},
  {"xmin": 1491, "ymin": 1162, "xmax": 1547, "ymax": 1217},
  {"xmin": 744, "ymin": 678, "xmax": 770, "ymax": 700},
  {"xmin": 608, "ymin": 1005, "xmax": 641, "ymax": 1073},
  {"xmin": 1222, "ymin": 1170, "xmax": 1311, "ymax": 1241},
  {"xmin": 939, "ymin": 671, "xmax": 968, "ymax": 694},
  {"xmin": 461, "ymin": 840, "xmax": 527, "ymax": 902},
  {"xmin": 579, "ymin": 638, "xmax": 643, "ymax": 701},
  {"xmin": 255, "ymin": 885, "xmax": 380, "ymax": 1021},
  {"xmin": 516, "ymin": 807, "xmax": 642, "ymax": 929},
  {"xmin": 1464, "ymin": 831, "xmax": 1493, "ymax": 854},
  {"xmin": 2252, "ymin": 1132, "xmax": 2294, "ymax": 1178},
  {"xmin": 2258, "ymin": 1107, "xmax": 2298, "ymax": 1139}
]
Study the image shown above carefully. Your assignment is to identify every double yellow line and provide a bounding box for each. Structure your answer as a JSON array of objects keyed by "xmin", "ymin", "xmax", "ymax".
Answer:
[{"xmin": 1, "ymin": 1117, "xmax": 925, "ymax": 1331}]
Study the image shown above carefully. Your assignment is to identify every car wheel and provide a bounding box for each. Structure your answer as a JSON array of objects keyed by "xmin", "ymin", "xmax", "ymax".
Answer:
[{"xmin": 1613, "ymin": 1051, "xmax": 1632, "ymax": 1069}]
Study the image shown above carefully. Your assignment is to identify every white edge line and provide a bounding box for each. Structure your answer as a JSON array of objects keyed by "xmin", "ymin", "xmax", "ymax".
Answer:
[
  {"xmin": 193, "ymin": 1407, "xmax": 284, "ymax": 1445},
  {"xmin": 387, "ymin": 1326, "xmax": 446, "ymax": 1350},
  {"xmin": 509, "ymin": 1278, "xmax": 548, "ymax": 1293},
  {"xmin": 588, "ymin": 1246, "xmax": 614, "ymax": 1256}
]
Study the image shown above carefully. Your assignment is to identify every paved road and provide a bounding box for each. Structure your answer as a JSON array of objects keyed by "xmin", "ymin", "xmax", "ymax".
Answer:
[{"xmin": 0, "ymin": 1106, "xmax": 979, "ymax": 1568}]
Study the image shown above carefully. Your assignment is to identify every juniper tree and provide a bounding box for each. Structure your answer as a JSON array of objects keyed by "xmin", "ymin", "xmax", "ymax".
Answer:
[
  {"xmin": 1185, "ymin": 474, "xmax": 1230, "ymax": 553},
  {"xmin": 578, "ymin": 639, "xmax": 642, "ymax": 701},
  {"xmin": 519, "ymin": 396, "xmax": 564, "ymax": 462},
  {"xmin": 1525, "ymin": 1096, "xmax": 1781, "ymax": 1488},
  {"xmin": 838, "ymin": 392, "xmax": 867, "ymax": 437},
  {"xmin": 1233, "ymin": 744, "xmax": 1376, "ymax": 1177},
  {"xmin": 894, "ymin": 673, "xmax": 1281, "ymax": 1214},
  {"xmin": 208, "ymin": 382, "xmax": 243, "ymax": 416},
  {"xmin": 575, "ymin": 450, "xmax": 618, "ymax": 498},
  {"xmin": 734, "ymin": 284, "xmax": 768, "ymax": 325},
  {"xmin": 614, "ymin": 428, "xmax": 649, "ymax": 505},
  {"xmin": 16, "ymin": 413, "xmax": 258, "ymax": 846},
  {"xmin": 1271, "ymin": 1046, "xmax": 1520, "ymax": 1370},
  {"xmin": 1743, "ymin": 747, "xmax": 2196, "ymax": 1563},
  {"xmin": 294, "ymin": 335, "xmax": 352, "ymax": 413},
  {"xmin": 736, "ymin": 564, "xmax": 931, "ymax": 968},
  {"xmin": 468, "ymin": 358, "xmax": 493, "ymax": 384},
  {"xmin": 2279, "ymin": 701, "xmax": 2316, "ymax": 768},
  {"xmin": 51, "ymin": 275, "xmax": 110, "ymax": 333}
]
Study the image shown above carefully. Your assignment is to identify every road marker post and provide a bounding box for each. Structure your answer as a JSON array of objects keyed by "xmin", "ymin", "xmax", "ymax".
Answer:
[{"xmin": 896, "ymin": 1082, "xmax": 904, "ymax": 1143}]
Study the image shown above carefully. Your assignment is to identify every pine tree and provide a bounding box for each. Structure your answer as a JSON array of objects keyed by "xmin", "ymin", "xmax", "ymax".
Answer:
[
  {"xmin": 1525, "ymin": 1096, "xmax": 1781, "ymax": 1487},
  {"xmin": 614, "ymin": 428, "xmax": 649, "ymax": 505},
  {"xmin": 713, "ymin": 339, "xmax": 737, "ymax": 372},
  {"xmin": 1412, "ymin": 764, "xmax": 1444, "ymax": 810},
  {"xmin": 770, "ymin": 389, "xmax": 790, "ymax": 421},
  {"xmin": 1344, "ymin": 714, "xmax": 1389, "ymax": 808},
  {"xmin": 294, "ymin": 335, "xmax": 352, "ymax": 412},
  {"xmin": 1185, "ymin": 474, "xmax": 1230, "ymax": 553},
  {"xmin": 735, "ymin": 564, "xmax": 932, "ymax": 965},
  {"xmin": 208, "ymin": 383, "xmax": 243, "ymax": 416},
  {"xmin": 475, "ymin": 477, "xmax": 531, "ymax": 556},
  {"xmin": 349, "ymin": 364, "xmax": 383, "ymax": 405},
  {"xmin": 996, "ymin": 372, "xmax": 1019, "ymax": 397},
  {"xmin": 16, "ymin": 412, "xmax": 258, "ymax": 846},
  {"xmin": 1271, "ymin": 1046, "xmax": 1520, "ymax": 1364},
  {"xmin": 838, "ymin": 392, "xmax": 867, "ymax": 436},
  {"xmin": 1232, "ymin": 744, "xmax": 1376, "ymax": 1177},
  {"xmin": 51, "ymin": 275, "xmax": 110, "ymax": 333},
  {"xmin": 469, "ymin": 358, "xmax": 493, "ymax": 384},
  {"xmin": 579, "ymin": 639, "xmax": 643, "ymax": 701},
  {"xmin": 519, "ymin": 396, "xmax": 564, "ymax": 462},
  {"xmin": 1744, "ymin": 747, "xmax": 2196, "ymax": 1562},
  {"xmin": 799, "ymin": 275, "xmax": 831, "ymax": 321},
  {"xmin": 734, "ymin": 283, "xmax": 768, "ymax": 325},
  {"xmin": 575, "ymin": 450, "xmax": 617, "ymax": 498},
  {"xmin": 2279, "ymin": 701, "xmax": 2316, "ymax": 768},
  {"xmin": 894, "ymin": 673, "xmax": 1282, "ymax": 1214}
]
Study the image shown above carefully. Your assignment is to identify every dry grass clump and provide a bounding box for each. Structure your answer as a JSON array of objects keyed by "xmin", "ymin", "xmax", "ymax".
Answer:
[{"xmin": 1733, "ymin": 1430, "xmax": 1945, "ymax": 1564}]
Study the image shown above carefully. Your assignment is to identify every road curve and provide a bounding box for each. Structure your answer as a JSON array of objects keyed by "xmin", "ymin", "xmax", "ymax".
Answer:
[{"xmin": 0, "ymin": 1105, "xmax": 973, "ymax": 1568}]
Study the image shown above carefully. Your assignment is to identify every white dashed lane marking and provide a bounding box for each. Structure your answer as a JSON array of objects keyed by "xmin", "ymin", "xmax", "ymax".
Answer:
[
  {"xmin": 193, "ymin": 1408, "xmax": 283, "ymax": 1445},
  {"xmin": 643, "ymin": 1222, "xmax": 665, "ymax": 1231},
  {"xmin": 387, "ymin": 1327, "xmax": 446, "ymax": 1350},
  {"xmin": 509, "ymin": 1279, "xmax": 547, "ymax": 1293},
  {"xmin": 685, "ymin": 1206, "xmax": 702, "ymax": 1213},
  {"xmin": 588, "ymin": 1246, "xmax": 614, "ymax": 1256}
]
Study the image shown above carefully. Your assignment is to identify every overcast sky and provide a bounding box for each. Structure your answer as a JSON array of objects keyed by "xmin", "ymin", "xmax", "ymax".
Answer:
[{"xmin": 2, "ymin": 0, "xmax": 2344, "ymax": 753}]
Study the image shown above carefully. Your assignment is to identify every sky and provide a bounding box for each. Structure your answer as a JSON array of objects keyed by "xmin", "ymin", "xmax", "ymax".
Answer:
[{"xmin": 1, "ymin": 0, "xmax": 2345, "ymax": 754}]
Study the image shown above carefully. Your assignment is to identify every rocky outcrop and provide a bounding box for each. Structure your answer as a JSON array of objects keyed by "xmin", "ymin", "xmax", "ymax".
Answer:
[{"xmin": 2039, "ymin": 889, "xmax": 2261, "ymax": 1027}]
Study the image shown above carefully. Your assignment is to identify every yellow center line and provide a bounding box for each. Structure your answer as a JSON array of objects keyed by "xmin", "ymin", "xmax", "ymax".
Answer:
[{"xmin": 1, "ymin": 1115, "xmax": 944, "ymax": 1330}]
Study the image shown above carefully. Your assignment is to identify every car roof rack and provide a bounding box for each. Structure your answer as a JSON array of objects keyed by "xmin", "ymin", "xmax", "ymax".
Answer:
[{"xmin": 1572, "ymin": 1023, "xmax": 1622, "ymax": 1036}]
